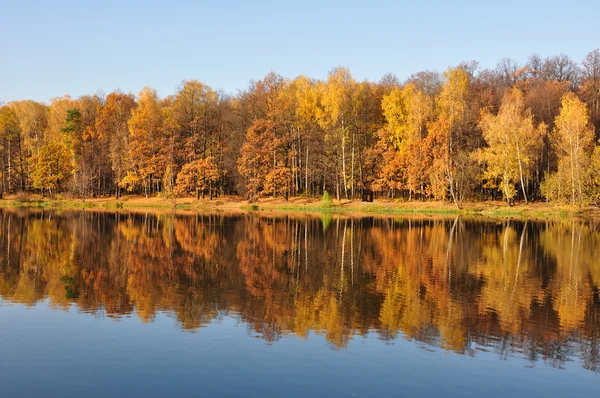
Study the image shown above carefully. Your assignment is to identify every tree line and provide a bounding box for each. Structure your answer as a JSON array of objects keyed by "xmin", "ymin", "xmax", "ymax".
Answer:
[{"xmin": 1, "ymin": 50, "xmax": 600, "ymax": 206}]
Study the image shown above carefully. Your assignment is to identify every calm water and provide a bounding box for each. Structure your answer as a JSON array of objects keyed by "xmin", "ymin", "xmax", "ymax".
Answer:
[{"xmin": 0, "ymin": 209, "xmax": 599, "ymax": 397}]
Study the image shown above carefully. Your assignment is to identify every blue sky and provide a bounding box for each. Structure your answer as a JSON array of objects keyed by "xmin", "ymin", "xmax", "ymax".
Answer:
[{"xmin": 1, "ymin": 0, "xmax": 598, "ymax": 102}]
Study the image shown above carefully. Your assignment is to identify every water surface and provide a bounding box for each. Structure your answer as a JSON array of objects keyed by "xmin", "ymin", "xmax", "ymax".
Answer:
[{"xmin": 0, "ymin": 209, "xmax": 599, "ymax": 397}]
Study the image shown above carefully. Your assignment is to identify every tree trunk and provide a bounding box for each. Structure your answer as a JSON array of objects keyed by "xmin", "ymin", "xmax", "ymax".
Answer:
[
  {"xmin": 336, "ymin": 171, "xmax": 341, "ymax": 201},
  {"xmin": 8, "ymin": 139, "xmax": 11, "ymax": 193},
  {"xmin": 357, "ymin": 138, "xmax": 364, "ymax": 199},
  {"xmin": 516, "ymin": 145, "xmax": 528, "ymax": 204},
  {"xmin": 351, "ymin": 129, "xmax": 355, "ymax": 198},
  {"xmin": 570, "ymin": 137, "xmax": 576, "ymax": 205},
  {"xmin": 17, "ymin": 135, "xmax": 25, "ymax": 192},
  {"xmin": 341, "ymin": 115, "xmax": 348, "ymax": 199},
  {"xmin": 448, "ymin": 171, "xmax": 461, "ymax": 209},
  {"xmin": 305, "ymin": 145, "xmax": 309, "ymax": 197}
]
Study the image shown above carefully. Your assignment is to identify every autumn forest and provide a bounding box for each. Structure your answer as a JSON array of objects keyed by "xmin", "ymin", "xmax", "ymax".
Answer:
[{"xmin": 2, "ymin": 50, "xmax": 600, "ymax": 207}]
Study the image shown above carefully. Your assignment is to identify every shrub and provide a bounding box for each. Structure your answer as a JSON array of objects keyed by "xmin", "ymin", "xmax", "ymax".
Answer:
[{"xmin": 321, "ymin": 191, "xmax": 332, "ymax": 208}]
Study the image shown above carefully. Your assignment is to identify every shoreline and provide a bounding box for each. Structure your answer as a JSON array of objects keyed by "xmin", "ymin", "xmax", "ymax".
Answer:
[{"xmin": 1, "ymin": 195, "xmax": 599, "ymax": 219}]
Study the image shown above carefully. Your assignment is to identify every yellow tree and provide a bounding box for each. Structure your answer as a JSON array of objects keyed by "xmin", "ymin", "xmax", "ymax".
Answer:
[
  {"xmin": 318, "ymin": 67, "xmax": 355, "ymax": 200},
  {"xmin": 95, "ymin": 91, "xmax": 137, "ymax": 198},
  {"xmin": 293, "ymin": 76, "xmax": 321, "ymax": 196},
  {"xmin": 427, "ymin": 68, "xmax": 470, "ymax": 207},
  {"xmin": 543, "ymin": 93, "xmax": 594, "ymax": 205},
  {"xmin": 238, "ymin": 73, "xmax": 295, "ymax": 199},
  {"xmin": 405, "ymin": 86, "xmax": 434, "ymax": 199},
  {"xmin": 381, "ymin": 83, "xmax": 433, "ymax": 199},
  {"xmin": 350, "ymin": 81, "xmax": 382, "ymax": 197},
  {"xmin": 0, "ymin": 105, "xmax": 22, "ymax": 193},
  {"xmin": 586, "ymin": 146, "xmax": 600, "ymax": 204},
  {"xmin": 127, "ymin": 87, "xmax": 168, "ymax": 196},
  {"xmin": 294, "ymin": 76, "xmax": 326, "ymax": 196},
  {"xmin": 30, "ymin": 142, "xmax": 72, "ymax": 197},
  {"xmin": 175, "ymin": 156, "xmax": 220, "ymax": 199},
  {"xmin": 377, "ymin": 87, "xmax": 408, "ymax": 195},
  {"xmin": 173, "ymin": 80, "xmax": 218, "ymax": 164},
  {"xmin": 10, "ymin": 100, "xmax": 48, "ymax": 189},
  {"xmin": 477, "ymin": 88, "xmax": 544, "ymax": 204},
  {"xmin": 46, "ymin": 96, "xmax": 77, "ymax": 142},
  {"xmin": 58, "ymin": 94, "xmax": 104, "ymax": 198}
]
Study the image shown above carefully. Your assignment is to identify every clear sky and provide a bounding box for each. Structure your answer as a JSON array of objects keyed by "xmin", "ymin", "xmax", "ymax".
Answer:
[{"xmin": 1, "ymin": 0, "xmax": 598, "ymax": 103}]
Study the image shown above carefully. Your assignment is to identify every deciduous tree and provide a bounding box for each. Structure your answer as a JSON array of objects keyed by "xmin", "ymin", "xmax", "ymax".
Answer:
[
  {"xmin": 542, "ymin": 93, "xmax": 594, "ymax": 204},
  {"xmin": 477, "ymin": 88, "xmax": 544, "ymax": 203}
]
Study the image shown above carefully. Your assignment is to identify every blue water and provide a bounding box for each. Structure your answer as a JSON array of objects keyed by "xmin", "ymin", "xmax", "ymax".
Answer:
[
  {"xmin": 1, "ymin": 300, "xmax": 597, "ymax": 398},
  {"xmin": 0, "ymin": 210, "xmax": 599, "ymax": 397}
]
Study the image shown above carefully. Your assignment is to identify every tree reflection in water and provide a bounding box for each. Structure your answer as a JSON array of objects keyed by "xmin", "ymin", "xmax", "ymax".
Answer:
[{"xmin": 0, "ymin": 209, "xmax": 598, "ymax": 372}]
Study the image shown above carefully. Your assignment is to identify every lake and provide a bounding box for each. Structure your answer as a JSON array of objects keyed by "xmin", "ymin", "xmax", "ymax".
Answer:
[{"xmin": 0, "ymin": 209, "xmax": 599, "ymax": 397}]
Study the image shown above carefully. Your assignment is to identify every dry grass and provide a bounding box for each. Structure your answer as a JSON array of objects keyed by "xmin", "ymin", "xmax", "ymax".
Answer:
[{"xmin": 0, "ymin": 194, "xmax": 598, "ymax": 219}]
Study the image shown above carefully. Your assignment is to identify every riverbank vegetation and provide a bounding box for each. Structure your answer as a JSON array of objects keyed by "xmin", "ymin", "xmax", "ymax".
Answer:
[
  {"xmin": 1, "ymin": 50, "xmax": 600, "ymax": 208},
  {"xmin": 1, "ymin": 194, "xmax": 598, "ymax": 219}
]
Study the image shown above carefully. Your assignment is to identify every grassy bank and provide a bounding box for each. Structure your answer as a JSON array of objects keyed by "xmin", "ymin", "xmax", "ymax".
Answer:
[{"xmin": 0, "ymin": 194, "xmax": 596, "ymax": 219}]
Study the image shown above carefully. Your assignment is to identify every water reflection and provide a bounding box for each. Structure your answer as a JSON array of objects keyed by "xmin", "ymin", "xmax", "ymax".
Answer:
[{"xmin": 0, "ymin": 209, "xmax": 599, "ymax": 372}]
